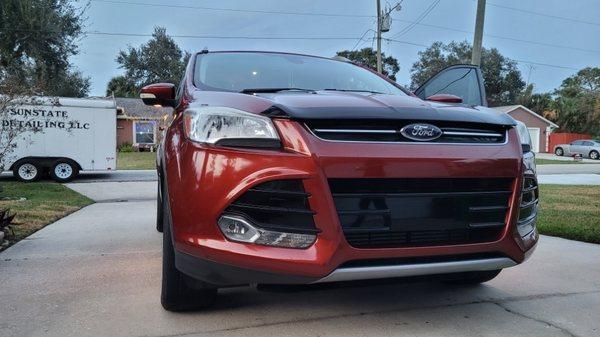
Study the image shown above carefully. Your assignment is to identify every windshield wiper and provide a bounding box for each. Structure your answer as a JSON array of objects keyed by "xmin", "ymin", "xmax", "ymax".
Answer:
[
  {"xmin": 240, "ymin": 88, "xmax": 316, "ymax": 94},
  {"xmin": 323, "ymin": 88, "xmax": 385, "ymax": 94}
]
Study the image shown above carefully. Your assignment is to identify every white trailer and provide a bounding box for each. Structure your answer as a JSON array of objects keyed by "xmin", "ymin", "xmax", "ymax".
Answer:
[{"xmin": 2, "ymin": 97, "xmax": 117, "ymax": 182}]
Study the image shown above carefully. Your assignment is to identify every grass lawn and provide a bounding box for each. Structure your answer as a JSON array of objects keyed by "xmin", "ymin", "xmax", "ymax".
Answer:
[
  {"xmin": 535, "ymin": 158, "xmax": 591, "ymax": 165},
  {"xmin": 117, "ymin": 151, "xmax": 156, "ymax": 170},
  {"xmin": 0, "ymin": 182, "xmax": 93, "ymax": 249},
  {"xmin": 538, "ymin": 185, "xmax": 600, "ymax": 244}
]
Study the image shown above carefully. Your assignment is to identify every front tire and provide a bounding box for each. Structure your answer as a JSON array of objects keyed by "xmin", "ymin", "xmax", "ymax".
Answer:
[
  {"xmin": 156, "ymin": 175, "xmax": 164, "ymax": 232},
  {"xmin": 590, "ymin": 150, "xmax": 599, "ymax": 160},
  {"xmin": 442, "ymin": 269, "xmax": 502, "ymax": 285},
  {"xmin": 50, "ymin": 159, "xmax": 79, "ymax": 182},
  {"xmin": 161, "ymin": 189, "xmax": 217, "ymax": 311},
  {"xmin": 13, "ymin": 160, "xmax": 42, "ymax": 182},
  {"xmin": 555, "ymin": 147, "xmax": 564, "ymax": 156}
]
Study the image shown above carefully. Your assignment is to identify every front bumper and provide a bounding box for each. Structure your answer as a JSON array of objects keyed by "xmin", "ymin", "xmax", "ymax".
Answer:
[
  {"xmin": 175, "ymin": 250, "xmax": 517, "ymax": 286},
  {"xmin": 164, "ymin": 119, "xmax": 538, "ymax": 285}
]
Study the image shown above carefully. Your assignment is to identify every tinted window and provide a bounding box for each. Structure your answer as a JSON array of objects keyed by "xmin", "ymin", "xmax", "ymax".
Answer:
[
  {"xmin": 571, "ymin": 141, "xmax": 584, "ymax": 145},
  {"xmin": 194, "ymin": 52, "xmax": 407, "ymax": 95},
  {"xmin": 417, "ymin": 67, "xmax": 483, "ymax": 106},
  {"xmin": 583, "ymin": 141, "xmax": 594, "ymax": 146}
]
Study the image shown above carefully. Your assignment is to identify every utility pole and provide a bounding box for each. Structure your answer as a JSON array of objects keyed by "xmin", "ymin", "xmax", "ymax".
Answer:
[
  {"xmin": 471, "ymin": 0, "xmax": 486, "ymax": 66},
  {"xmin": 376, "ymin": 0, "xmax": 382, "ymax": 73},
  {"xmin": 376, "ymin": 1, "xmax": 402, "ymax": 74}
]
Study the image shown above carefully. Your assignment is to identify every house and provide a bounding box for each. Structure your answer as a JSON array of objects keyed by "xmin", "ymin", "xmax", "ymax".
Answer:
[
  {"xmin": 493, "ymin": 105, "xmax": 559, "ymax": 153},
  {"xmin": 115, "ymin": 98, "xmax": 172, "ymax": 150}
]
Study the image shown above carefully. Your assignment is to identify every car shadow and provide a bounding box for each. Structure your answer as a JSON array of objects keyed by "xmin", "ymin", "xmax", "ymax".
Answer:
[{"xmin": 199, "ymin": 276, "xmax": 511, "ymax": 313}]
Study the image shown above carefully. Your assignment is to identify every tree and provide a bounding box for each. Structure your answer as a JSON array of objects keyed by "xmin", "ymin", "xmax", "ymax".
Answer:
[
  {"xmin": 0, "ymin": 0, "xmax": 90, "ymax": 97},
  {"xmin": 0, "ymin": 76, "xmax": 49, "ymax": 170},
  {"xmin": 108, "ymin": 27, "xmax": 190, "ymax": 97},
  {"xmin": 553, "ymin": 67, "xmax": 600, "ymax": 135},
  {"xmin": 336, "ymin": 48, "xmax": 400, "ymax": 80},
  {"xmin": 0, "ymin": 1, "xmax": 88, "ymax": 168},
  {"xmin": 410, "ymin": 41, "xmax": 526, "ymax": 106},
  {"xmin": 517, "ymin": 84, "xmax": 555, "ymax": 117},
  {"xmin": 106, "ymin": 76, "xmax": 138, "ymax": 98}
]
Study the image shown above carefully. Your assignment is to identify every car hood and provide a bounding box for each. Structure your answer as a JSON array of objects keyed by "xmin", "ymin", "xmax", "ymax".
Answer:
[{"xmin": 189, "ymin": 90, "xmax": 516, "ymax": 127}]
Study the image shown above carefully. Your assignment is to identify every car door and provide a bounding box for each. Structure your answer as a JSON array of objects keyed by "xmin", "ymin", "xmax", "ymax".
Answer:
[
  {"xmin": 582, "ymin": 141, "xmax": 595, "ymax": 157},
  {"xmin": 568, "ymin": 141, "xmax": 585, "ymax": 155},
  {"xmin": 414, "ymin": 65, "xmax": 487, "ymax": 107}
]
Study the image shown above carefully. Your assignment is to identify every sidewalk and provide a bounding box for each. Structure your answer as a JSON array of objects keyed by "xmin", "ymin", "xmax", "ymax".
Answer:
[
  {"xmin": 536, "ymin": 152, "xmax": 599, "ymax": 163},
  {"xmin": 538, "ymin": 174, "xmax": 600, "ymax": 185}
]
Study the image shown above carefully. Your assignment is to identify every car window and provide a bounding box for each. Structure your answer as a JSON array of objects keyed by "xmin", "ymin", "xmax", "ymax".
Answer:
[
  {"xmin": 194, "ymin": 52, "xmax": 407, "ymax": 95},
  {"xmin": 583, "ymin": 141, "xmax": 594, "ymax": 146},
  {"xmin": 571, "ymin": 141, "xmax": 583, "ymax": 145},
  {"xmin": 416, "ymin": 67, "xmax": 483, "ymax": 106}
]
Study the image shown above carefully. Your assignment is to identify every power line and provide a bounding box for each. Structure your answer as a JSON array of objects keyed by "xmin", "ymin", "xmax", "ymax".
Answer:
[
  {"xmin": 391, "ymin": 0, "xmax": 441, "ymax": 38},
  {"xmin": 92, "ymin": 0, "xmax": 600, "ymax": 28},
  {"xmin": 90, "ymin": 0, "xmax": 600, "ymax": 55},
  {"xmin": 86, "ymin": 31, "xmax": 364, "ymax": 41},
  {"xmin": 3, "ymin": 28, "xmax": 369, "ymax": 41},
  {"xmin": 511, "ymin": 59, "xmax": 578, "ymax": 71},
  {"xmin": 3, "ymin": 29, "xmax": 582, "ymax": 72},
  {"xmin": 352, "ymin": 29, "xmax": 376, "ymax": 51},
  {"xmin": 90, "ymin": 0, "xmax": 374, "ymax": 18},
  {"xmin": 383, "ymin": 37, "xmax": 428, "ymax": 48},
  {"xmin": 485, "ymin": 1, "xmax": 600, "ymax": 27},
  {"xmin": 383, "ymin": 38, "xmax": 579, "ymax": 71},
  {"xmin": 391, "ymin": 19, "xmax": 600, "ymax": 54}
]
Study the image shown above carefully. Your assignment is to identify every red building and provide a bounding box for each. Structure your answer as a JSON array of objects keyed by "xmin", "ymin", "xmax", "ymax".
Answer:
[
  {"xmin": 115, "ymin": 98, "xmax": 172, "ymax": 150},
  {"xmin": 493, "ymin": 105, "xmax": 559, "ymax": 153}
]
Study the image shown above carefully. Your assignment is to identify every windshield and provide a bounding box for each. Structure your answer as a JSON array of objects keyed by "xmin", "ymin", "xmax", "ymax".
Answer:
[{"xmin": 193, "ymin": 52, "xmax": 407, "ymax": 95}]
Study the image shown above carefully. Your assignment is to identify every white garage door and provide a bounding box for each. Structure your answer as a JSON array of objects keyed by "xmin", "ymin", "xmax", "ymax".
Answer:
[{"xmin": 527, "ymin": 128, "xmax": 540, "ymax": 152}]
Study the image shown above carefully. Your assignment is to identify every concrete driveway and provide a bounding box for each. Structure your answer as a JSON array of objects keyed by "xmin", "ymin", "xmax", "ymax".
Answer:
[
  {"xmin": 1, "ymin": 181, "xmax": 599, "ymax": 337},
  {"xmin": 0, "ymin": 169, "xmax": 157, "ymax": 183}
]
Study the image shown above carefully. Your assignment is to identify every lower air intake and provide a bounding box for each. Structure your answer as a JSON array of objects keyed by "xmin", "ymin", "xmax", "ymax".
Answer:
[
  {"xmin": 329, "ymin": 178, "xmax": 513, "ymax": 248},
  {"xmin": 224, "ymin": 179, "xmax": 319, "ymax": 234}
]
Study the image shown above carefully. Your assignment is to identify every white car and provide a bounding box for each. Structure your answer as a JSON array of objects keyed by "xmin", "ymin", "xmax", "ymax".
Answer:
[{"xmin": 554, "ymin": 140, "xmax": 600, "ymax": 160}]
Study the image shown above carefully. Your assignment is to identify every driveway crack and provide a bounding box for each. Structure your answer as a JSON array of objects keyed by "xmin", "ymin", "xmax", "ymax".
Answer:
[
  {"xmin": 493, "ymin": 301, "xmax": 579, "ymax": 337},
  {"xmin": 147, "ymin": 289, "xmax": 599, "ymax": 337}
]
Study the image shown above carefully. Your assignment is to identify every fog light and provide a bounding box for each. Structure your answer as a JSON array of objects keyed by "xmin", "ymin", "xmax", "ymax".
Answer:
[
  {"xmin": 218, "ymin": 215, "xmax": 316, "ymax": 249},
  {"xmin": 218, "ymin": 215, "xmax": 260, "ymax": 242}
]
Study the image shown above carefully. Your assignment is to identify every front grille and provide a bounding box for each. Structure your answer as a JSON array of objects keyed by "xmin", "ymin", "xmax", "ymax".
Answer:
[
  {"xmin": 306, "ymin": 120, "xmax": 506, "ymax": 144},
  {"xmin": 224, "ymin": 179, "xmax": 319, "ymax": 233},
  {"xmin": 329, "ymin": 178, "xmax": 513, "ymax": 248}
]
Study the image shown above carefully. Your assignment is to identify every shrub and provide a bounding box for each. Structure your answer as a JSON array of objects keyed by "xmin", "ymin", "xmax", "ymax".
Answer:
[
  {"xmin": 119, "ymin": 142, "xmax": 134, "ymax": 152},
  {"xmin": 0, "ymin": 208, "xmax": 16, "ymax": 246}
]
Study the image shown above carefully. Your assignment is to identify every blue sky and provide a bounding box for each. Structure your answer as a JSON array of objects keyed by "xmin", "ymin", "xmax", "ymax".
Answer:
[{"xmin": 72, "ymin": 0, "xmax": 600, "ymax": 96}]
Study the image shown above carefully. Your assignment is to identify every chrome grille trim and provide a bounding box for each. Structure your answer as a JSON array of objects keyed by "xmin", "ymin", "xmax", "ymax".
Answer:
[
  {"xmin": 306, "ymin": 124, "xmax": 509, "ymax": 146},
  {"xmin": 313, "ymin": 128, "xmax": 397, "ymax": 134},
  {"xmin": 443, "ymin": 131, "xmax": 504, "ymax": 137}
]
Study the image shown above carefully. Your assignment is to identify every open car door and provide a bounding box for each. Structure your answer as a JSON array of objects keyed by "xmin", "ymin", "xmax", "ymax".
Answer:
[{"xmin": 414, "ymin": 65, "xmax": 487, "ymax": 107}]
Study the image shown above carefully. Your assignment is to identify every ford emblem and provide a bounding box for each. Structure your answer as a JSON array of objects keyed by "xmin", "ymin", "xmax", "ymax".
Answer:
[{"xmin": 400, "ymin": 123, "xmax": 443, "ymax": 141}]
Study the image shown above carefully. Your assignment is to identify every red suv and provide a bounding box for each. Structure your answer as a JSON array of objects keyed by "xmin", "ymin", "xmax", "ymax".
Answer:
[{"xmin": 141, "ymin": 51, "xmax": 538, "ymax": 311}]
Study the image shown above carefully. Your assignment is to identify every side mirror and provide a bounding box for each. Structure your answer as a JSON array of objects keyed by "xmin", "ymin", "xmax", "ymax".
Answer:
[
  {"xmin": 425, "ymin": 94, "xmax": 463, "ymax": 104},
  {"xmin": 140, "ymin": 83, "xmax": 177, "ymax": 107}
]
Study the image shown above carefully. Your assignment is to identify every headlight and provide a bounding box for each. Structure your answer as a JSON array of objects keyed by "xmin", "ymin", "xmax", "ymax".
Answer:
[
  {"xmin": 515, "ymin": 121, "xmax": 532, "ymax": 153},
  {"xmin": 523, "ymin": 151, "xmax": 536, "ymax": 175},
  {"xmin": 183, "ymin": 106, "xmax": 280, "ymax": 147}
]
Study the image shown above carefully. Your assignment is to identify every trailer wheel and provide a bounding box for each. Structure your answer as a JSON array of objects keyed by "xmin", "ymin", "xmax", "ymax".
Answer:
[
  {"xmin": 50, "ymin": 159, "xmax": 79, "ymax": 182},
  {"xmin": 13, "ymin": 160, "xmax": 42, "ymax": 182}
]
